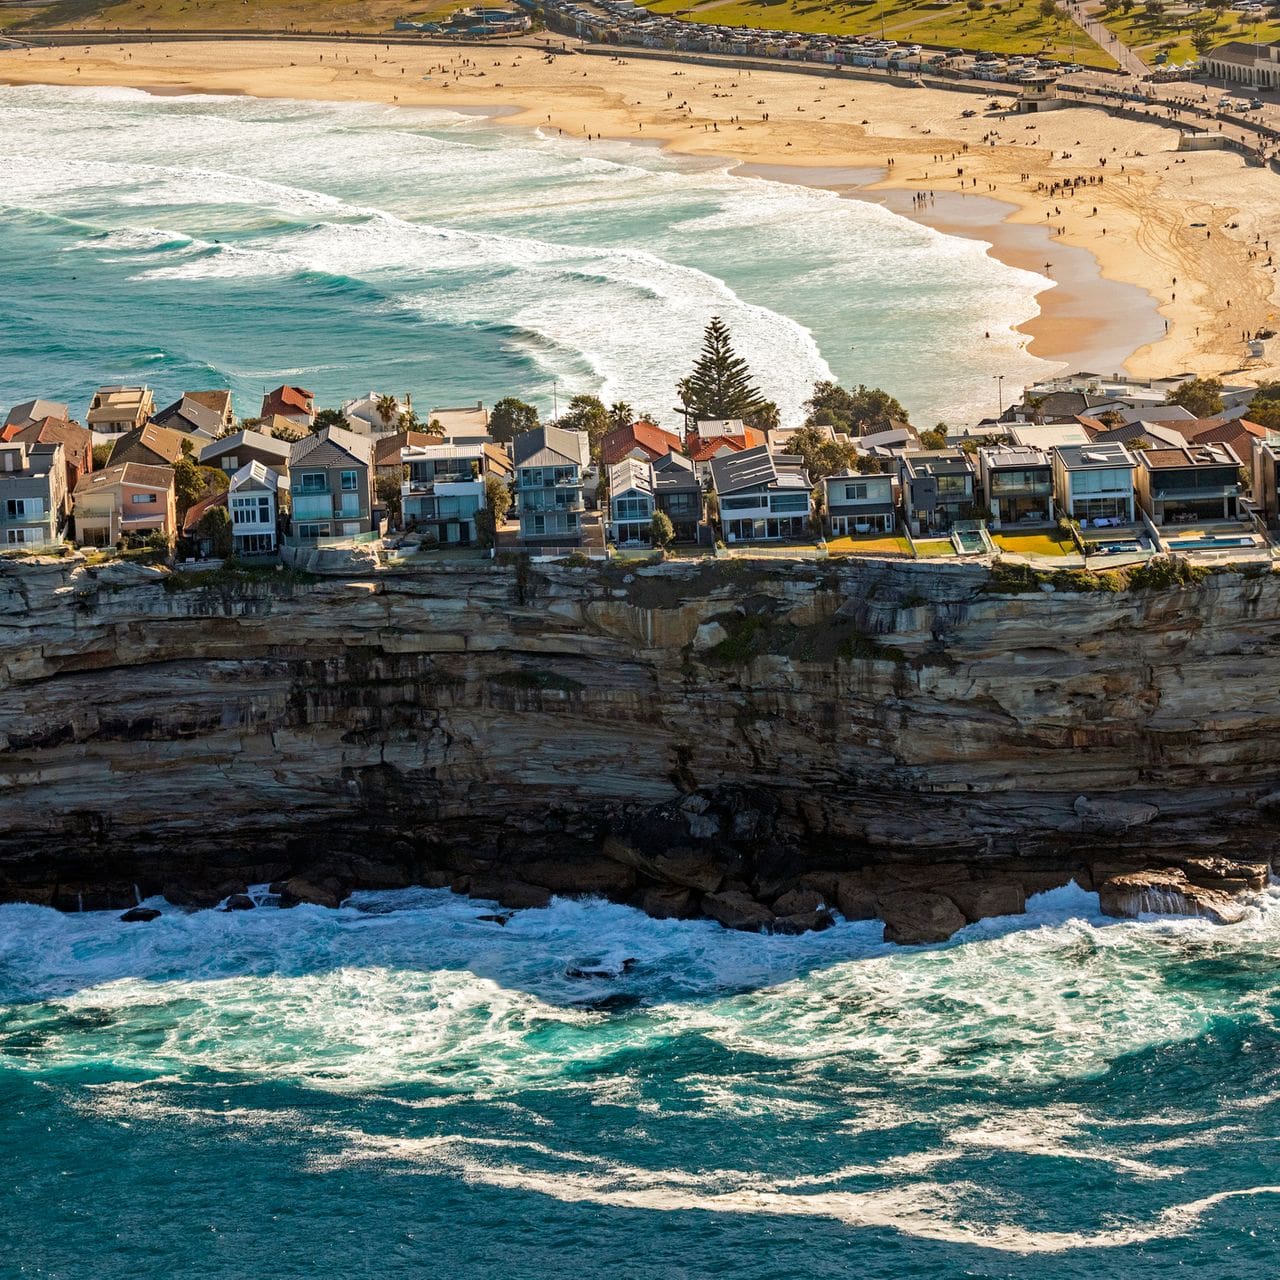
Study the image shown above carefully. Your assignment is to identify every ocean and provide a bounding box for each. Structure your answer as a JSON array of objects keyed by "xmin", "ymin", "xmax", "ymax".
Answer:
[
  {"xmin": 2, "ymin": 885, "xmax": 1279, "ymax": 1278},
  {"xmin": 0, "ymin": 83, "xmax": 1054, "ymax": 428}
]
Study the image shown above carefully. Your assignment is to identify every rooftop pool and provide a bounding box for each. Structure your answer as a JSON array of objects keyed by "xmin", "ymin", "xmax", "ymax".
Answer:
[{"xmin": 1166, "ymin": 535, "xmax": 1259, "ymax": 550}]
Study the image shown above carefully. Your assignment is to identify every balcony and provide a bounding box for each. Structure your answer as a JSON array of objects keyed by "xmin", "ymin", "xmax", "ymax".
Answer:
[{"xmin": 292, "ymin": 494, "xmax": 334, "ymax": 521}]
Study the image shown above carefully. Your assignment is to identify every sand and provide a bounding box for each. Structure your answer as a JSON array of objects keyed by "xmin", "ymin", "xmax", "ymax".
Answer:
[{"xmin": 4, "ymin": 37, "xmax": 1279, "ymax": 383}]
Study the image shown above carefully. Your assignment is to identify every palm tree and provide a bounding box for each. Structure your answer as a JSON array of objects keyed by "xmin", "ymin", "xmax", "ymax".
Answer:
[{"xmin": 375, "ymin": 394, "xmax": 399, "ymax": 430}]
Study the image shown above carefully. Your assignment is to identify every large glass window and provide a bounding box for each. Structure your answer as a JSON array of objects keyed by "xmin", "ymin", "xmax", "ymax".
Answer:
[
  {"xmin": 1072, "ymin": 467, "xmax": 1131, "ymax": 494},
  {"xmin": 4, "ymin": 498, "xmax": 43, "ymax": 518},
  {"xmin": 770, "ymin": 492, "xmax": 810, "ymax": 513},
  {"xmin": 340, "ymin": 470, "xmax": 359, "ymax": 492},
  {"xmin": 936, "ymin": 474, "xmax": 970, "ymax": 495},
  {"xmin": 296, "ymin": 471, "xmax": 328, "ymax": 494}
]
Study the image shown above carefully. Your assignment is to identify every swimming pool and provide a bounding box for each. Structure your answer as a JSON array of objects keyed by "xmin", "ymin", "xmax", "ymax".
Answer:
[
  {"xmin": 952, "ymin": 528, "xmax": 986, "ymax": 554},
  {"xmin": 1167, "ymin": 535, "xmax": 1258, "ymax": 550}
]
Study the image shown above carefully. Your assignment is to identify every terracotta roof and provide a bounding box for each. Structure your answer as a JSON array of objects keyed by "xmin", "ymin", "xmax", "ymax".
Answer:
[
  {"xmin": 1181, "ymin": 417, "xmax": 1268, "ymax": 448},
  {"xmin": 9, "ymin": 418, "xmax": 93, "ymax": 469},
  {"xmin": 483, "ymin": 442, "xmax": 513, "ymax": 476},
  {"xmin": 75, "ymin": 462, "xmax": 175, "ymax": 494},
  {"xmin": 688, "ymin": 434, "xmax": 749, "ymax": 463},
  {"xmin": 600, "ymin": 420, "xmax": 682, "ymax": 467},
  {"xmin": 182, "ymin": 489, "xmax": 229, "ymax": 535},
  {"xmin": 264, "ymin": 385, "xmax": 314, "ymax": 413},
  {"xmin": 373, "ymin": 429, "xmax": 436, "ymax": 469},
  {"xmin": 108, "ymin": 423, "xmax": 191, "ymax": 467}
]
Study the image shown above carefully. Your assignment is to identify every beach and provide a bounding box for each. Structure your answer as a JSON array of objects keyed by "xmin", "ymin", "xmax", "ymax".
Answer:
[{"xmin": 3, "ymin": 36, "xmax": 1278, "ymax": 381}]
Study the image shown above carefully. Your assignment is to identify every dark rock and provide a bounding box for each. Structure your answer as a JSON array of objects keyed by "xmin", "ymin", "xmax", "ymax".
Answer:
[
  {"xmin": 1071, "ymin": 795, "xmax": 1159, "ymax": 833},
  {"xmin": 879, "ymin": 890, "xmax": 967, "ymax": 945},
  {"xmin": 834, "ymin": 875, "xmax": 877, "ymax": 921},
  {"xmin": 419, "ymin": 869, "xmax": 453, "ymax": 890},
  {"xmin": 572, "ymin": 993, "xmax": 642, "ymax": 1013},
  {"xmin": 476, "ymin": 912, "xmax": 512, "ymax": 926},
  {"xmin": 496, "ymin": 881, "xmax": 552, "ymax": 910},
  {"xmin": 602, "ymin": 837, "xmax": 723, "ymax": 893},
  {"xmin": 163, "ymin": 881, "xmax": 246, "ymax": 911},
  {"xmin": 772, "ymin": 888, "xmax": 825, "ymax": 916},
  {"xmin": 772, "ymin": 910, "xmax": 835, "ymax": 935},
  {"xmin": 944, "ymin": 881, "xmax": 1026, "ymax": 924},
  {"xmin": 638, "ymin": 886, "xmax": 697, "ymax": 919},
  {"xmin": 516, "ymin": 857, "xmax": 635, "ymax": 897},
  {"xmin": 278, "ymin": 877, "xmax": 344, "ymax": 910},
  {"xmin": 701, "ymin": 890, "xmax": 775, "ymax": 932},
  {"xmin": 119, "ymin": 906, "xmax": 160, "ymax": 923},
  {"xmin": 222, "ymin": 894, "xmax": 256, "ymax": 912}
]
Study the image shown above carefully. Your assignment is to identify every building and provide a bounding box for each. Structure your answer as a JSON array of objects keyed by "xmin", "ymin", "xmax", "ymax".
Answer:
[
  {"xmin": 1051, "ymin": 442, "xmax": 1138, "ymax": 526},
  {"xmin": 4, "ymin": 399, "xmax": 69, "ymax": 431},
  {"xmin": 108, "ymin": 422, "xmax": 190, "ymax": 469},
  {"xmin": 86, "ymin": 386, "xmax": 155, "ymax": 435},
  {"xmin": 400, "ymin": 441, "xmax": 496, "ymax": 544},
  {"xmin": 2, "ymin": 417, "xmax": 94, "ymax": 496},
  {"xmin": 1251, "ymin": 437, "xmax": 1280, "ymax": 525},
  {"xmin": 287, "ymin": 426, "xmax": 374, "ymax": 541},
  {"xmin": 184, "ymin": 390, "xmax": 234, "ymax": 431},
  {"xmin": 228, "ymin": 462, "xmax": 284, "ymax": 556},
  {"xmin": 1134, "ymin": 442, "xmax": 1243, "ymax": 526},
  {"xmin": 181, "ymin": 489, "xmax": 229, "ymax": 557},
  {"xmin": 977, "ymin": 445, "xmax": 1055, "ymax": 528},
  {"xmin": 342, "ymin": 392, "xmax": 404, "ymax": 435},
  {"xmin": 72, "ymin": 463, "xmax": 176, "ymax": 547},
  {"xmin": 710, "ymin": 444, "xmax": 812, "ymax": 543},
  {"xmin": 199, "ymin": 429, "xmax": 293, "ymax": 476},
  {"xmin": 428, "ymin": 402, "xmax": 490, "ymax": 443},
  {"xmin": 260, "ymin": 385, "xmax": 315, "ymax": 426},
  {"xmin": 513, "ymin": 425, "xmax": 590, "ymax": 546},
  {"xmin": 1008, "ymin": 422, "xmax": 1092, "ymax": 451},
  {"xmin": 150, "ymin": 394, "xmax": 227, "ymax": 440},
  {"xmin": 0, "ymin": 439, "xmax": 68, "ymax": 547},
  {"xmin": 373, "ymin": 429, "xmax": 437, "ymax": 487},
  {"xmin": 652, "ymin": 451, "xmax": 703, "ymax": 543},
  {"xmin": 600, "ymin": 420, "xmax": 682, "ymax": 468},
  {"xmin": 823, "ymin": 470, "xmax": 896, "ymax": 536},
  {"xmin": 899, "ymin": 451, "xmax": 977, "ymax": 534},
  {"xmin": 1202, "ymin": 39, "xmax": 1280, "ymax": 90},
  {"xmin": 608, "ymin": 458, "xmax": 655, "ymax": 545}
]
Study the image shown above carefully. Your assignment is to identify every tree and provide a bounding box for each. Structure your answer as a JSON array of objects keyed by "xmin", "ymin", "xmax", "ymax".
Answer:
[
  {"xmin": 376, "ymin": 474, "xmax": 403, "ymax": 527},
  {"xmin": 1170, "ymin": 376, "xmax": 1224, "ymax": 417},
  {"xmin": 91, "ymin": 443, "xmax": 114, "ymax": 469},
  {"xmin": 313, "ymin": 408, "xmax": 346, "ymax": 432},
  {"xmin": 489, "ymin": 397, "xmax": 539, "ymax": 445},
  {"xmin": 557, "ymin": 394, "xmax": 611, "ymax": 459},
  {"xmin": 804, "ymin": 381, "xmax": 909, "ymax": 434},
  {"xmin": 173, "ymin": 455, "xmax": 229, "ymax": 519},
  {"xmin": 1192, "ymin": 27, "xmax": 1215, "ymax": 53},
  {"xmin": 678, "ymin": 316, "xmax": 775, "ymax": 429},
  {"xmin": 375, "ymin": 394, "xmax": 399, "ymax": 430},
  {"xmin": 650, "ymin": 510, "xmax": 675, "ymax": 548},
  {"xmin": 425, "ymin": 417, "xmax": 445, "ymax": 437},
  {"xmin": 856, "ymin": 454, "xmax": 884, "ymax": 475},
  {"xmin": 784, "ymin": 425, "xmax": 856, "ymax": 480},
  {"xmin": 196, "ymin": 505, "xmax": 232, "ymax": 558},
  {"xmin": 608, "ymin": 402, "xmax": 634, "ymax": 431},
  {"xmin": 1038, "ymin": 0, "xmax": 1056, "ymax": 14},
  {"xmin": 1249, "ymin": 380, "xmax": 1280, "ymax": 405},
  {"xmin": 919, "ymin": 425, "xmax": 949, "ymax": 449},
  {"xmin": 1247, "ymin": 401, "xmax": 1280, "ymax": 432},
  {"xmin": 475, "ymin": 473, "xmax": 513, "ymax": 549}
]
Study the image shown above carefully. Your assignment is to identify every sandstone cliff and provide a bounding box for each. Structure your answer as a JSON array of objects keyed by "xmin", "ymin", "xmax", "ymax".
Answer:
[{"xmin": 0, "ymin": 553, "xmax": 1276, "ymax": 938}]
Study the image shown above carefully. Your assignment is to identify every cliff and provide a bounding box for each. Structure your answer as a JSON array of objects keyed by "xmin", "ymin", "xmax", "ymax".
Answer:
[{"xmin": 1, "ymin": 552, "xmax": 1277, "ymax": 939}]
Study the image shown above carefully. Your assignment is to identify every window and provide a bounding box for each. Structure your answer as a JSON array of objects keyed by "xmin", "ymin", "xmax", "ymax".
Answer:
[
  {"xmin": 131, "ymin": 493, "xmax": 157, "ymax": 505},
  {"xmin": 6, "ymin": 528, "xmax": 37, "ymax": 544},
  {"xmin": 220, "ymin": 456, "xmax": 238, "ymax": 472},
  {"xmin": 531, "ymin": 514, "xmax": 546, "ymax": 535},
  {"xmin": 1072, "ymin": 467, "xmax": 1130, "ymax": 495},
  {"xmin": 614, "ymin": 497, "xmax": 651, "ymax": 520},
  {"xmin": 5, "ymin": 497, "xmax": 43, "ymax": 519},
  {"xmin": 236, "ymin": 533, "xmax": 275, "ymax": 554},
  {"xmin": 231, "ymin": 496, "xmax": 272, "ymax": 525},
  {"xmin": 936, "ymin": 474, "xmax": 970, "ymax": 495},
  {"xmin": 842, "ymin": 482, "xmax": 868, "ymax": 501},
  {"xmin": 296, "ymin": 471, "xmax": 328, "ymax": 494},
  {"xmin": 295, "ymin": 522, "xmax": 330, "ymax": 539},
  {"xmin": 769, "ymin": 492, "xmax": 810, "ymax": 513},
  {"xmin": 721, "ymin": 495, "xmax": 765, "ymax": 511},
  {"xmin": 340, "ymin": 470, "xmax": 359, "ymax": 492}
]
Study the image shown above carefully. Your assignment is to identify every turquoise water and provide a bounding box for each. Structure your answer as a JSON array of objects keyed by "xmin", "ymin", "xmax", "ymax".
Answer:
[
  {"xmin": 0, "ymin": 83, "xmax": 1053, "ymax": 427},
  {"xmin": 2, "ymin": 885, "xmax": 1279, "ymax": 1277}
]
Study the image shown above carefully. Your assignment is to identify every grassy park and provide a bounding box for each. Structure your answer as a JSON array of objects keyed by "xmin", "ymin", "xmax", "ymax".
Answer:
[{"xmin": 1091, "ymin": 2, "xmax": 1280, "ymax": 66}]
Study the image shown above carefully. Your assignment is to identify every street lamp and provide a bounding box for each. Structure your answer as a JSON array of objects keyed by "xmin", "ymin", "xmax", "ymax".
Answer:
[{"xmin": 994, "ymin": 373, "xmax": 1006, "ymax": 415}]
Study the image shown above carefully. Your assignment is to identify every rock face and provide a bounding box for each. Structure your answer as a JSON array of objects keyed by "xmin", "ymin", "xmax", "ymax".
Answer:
[{"xmin": 0, "ymin": 554, "xmax": 1277, "ymax": 940}]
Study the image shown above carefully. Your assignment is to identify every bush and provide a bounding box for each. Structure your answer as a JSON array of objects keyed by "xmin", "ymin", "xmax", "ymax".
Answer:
[{"xmin": 1126, "ymin": 557, "xmax": 1210, "ymax": 591}]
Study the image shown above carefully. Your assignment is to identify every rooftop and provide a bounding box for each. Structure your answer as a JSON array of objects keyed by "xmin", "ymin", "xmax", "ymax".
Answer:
[
  {"xmin": 1054, "ymin": 442, "xmax": 1138, "ymax": 470},
  {"xmin": 1139, "ymin": 442, "xmax": 1241, "ymax": 470}
]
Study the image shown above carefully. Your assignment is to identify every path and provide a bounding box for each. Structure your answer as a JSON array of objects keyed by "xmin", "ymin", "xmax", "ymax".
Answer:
[{"xmin": 1063, "ymin": 0, "xmax": 1149, "ymax": 77}]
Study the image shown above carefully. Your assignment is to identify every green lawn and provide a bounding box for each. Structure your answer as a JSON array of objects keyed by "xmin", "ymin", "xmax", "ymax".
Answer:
[
  {"xmin": 914, "ymin": 537, "xmax": 956, "ymax": 557},
  {"xmin": 993, "ymin": 531, "xmax": 1074, "ymax": 556},
  {"xmin": 827, "ymin": 532, "xmax": 914, "ymax": 555},
  {"xmin": 1091, "ymin": 7, "xmax": 1280, "ymax": 66},
  {"xmin": 638, "ymin": 0, "xmax": 1114, "ymax": 67}
]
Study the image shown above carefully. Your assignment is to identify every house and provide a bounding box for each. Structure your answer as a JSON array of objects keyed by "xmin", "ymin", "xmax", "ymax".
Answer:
[
  {"xmin": 342, "ymin": 392, "xmax": 404, "ymax": 435},
  {"xmin": 228, "ymin": 462, "xmax": 285, "ymax": 556},
  {"xmin": 149, "ymin": 394, "xmax": 226, "ymax": 441},
  {"xmin": 199, "ymin": 429, "xmax": 293, "ymax": 475},
  {"xmin": 824, "ymin": 470, "xmax": 897, "ymax": 536},
  {"xmin": 899, "ymin": 451, "xmax": 976, "ymax": 534},
  {"xmin": 1113, "ymin": 404, "xmax": 1196, "ymax": 427},
  {"xmin": 287, "ymin": 426, "xmax": 374, "ymax": 541},
  {"xmin": 710, "ymin": 444, "xmax": 812, "ymax": 543},
  {"xmin": 687, "ymin": 432, "xmax": 752, "ymax": 484},
  {"xmin": 1167, "ymin": 417, "xmax": 1268, "ymax": 462},
  {"xmin": 652, "ymin": 451, "xmax": 703, "ymax": 543},
  {"xmin": 429, "ymin": 402, "xmax": 490, "ymax": 443},
  {"xmin": 977, "ymin": 445, "xmax": 1055, "ymax": 529},
  {"xmin": 1088, "ymin": 420, "xmax": 1189, "ymax": 450},
  {"xmin": 1250, "ymin": 437, "xmax": 1280, "ymax": 525},
  {"xmin": 86, "ymin": 386, "xmax": 154, "ymax": 435},
  {"xmin": 184, "ymin": 389, "xmax": 234, "ymax": 431},
  {"xmin": 0, "ymin": 440, "xmax": 68, "ymax": 547},
  {"xmin": 260, "ymin": 385, "xmax": 315, "ymax": 426},
  {"xmin": 400, "ymin": 441, "xmax": 497, "ymax": 544},
  {"xmin": 1008, "ymin": 422, "xmax": 1092, "ymax": 451},
  {"xmin": 1134, "ymin": 442, "xmax": 1243, "ymax": 526},
  {"xmin": 72, "ymin": 463, "xmax": 176, "ymax": 547},
  {"xmin": 856, "ymin": 425, "xmax": 922, "ymax": 457},
  {"xmin": 373, "ymin": 429, "xmax": 436, "ymax": 486},
  {"xmin": 608, "ymin": 458, "xmax": 655, "ymax": 545},
  {"xmin": 181, "ymin": 489, "xmax": 229, "ymax": 556},
  {"xmin": 1051, "ymin": 442, "xmax": 1138, "ymax": 526},
  {"xmin": 108, "ymin": 422, "xmax": 190, "ymax": 469},
  {"xmin": 1202, "ymin": 39, "xmax": 1280, "ymax": 90},
  {"xmin": 513, "ymin": 425, "xmax": 590, "ymax": 546},
  {"xmin": 600, "ymin": 420, "xmax": 682, "ymax": 468},
  {"xmin": 4, "ymin": 399, "xmax": 69, "ymax": 431},
  {"xmin": 3, "ymin": 418, "xmax": 93, "ymax": 496}
]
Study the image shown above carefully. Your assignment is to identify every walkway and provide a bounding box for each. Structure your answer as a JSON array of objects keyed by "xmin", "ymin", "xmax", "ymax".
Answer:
[{"xmin": 1063, "ymin": 1, "xmax": 1148, "ymax": 78}]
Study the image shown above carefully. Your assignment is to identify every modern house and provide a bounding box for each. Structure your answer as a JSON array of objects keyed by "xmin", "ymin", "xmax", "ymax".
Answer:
[
  {"xmin": 652, "ymin": 450, "xmax": 703, "ymax": 543},
  {"xmin": 823, "ymin": 470, "xmax": 897, "ymax": 536},
  {"xmin": 513, "ymin": 425, "xmax": 590, "ymax": 546},
  {"xmin": 4, "ymin": 399, "xmax": 69, "ymax": 431},
  {"xmin": 899, "ymin": 451, "xmax": 976, "ymax": 534},
  {"xmin": 709, "ymin": 444, "xmax": 812, "ymax": 543},
  {"xmin": 149, "ymin": 394, "xmax": 226, "ymax": 440},
  {"xmin": 607, "ymin": 458, "xmax": 655, "ymax": 545},
  {"xmin": 1133, "ymin": 442, "xmax": 1244, "ymax": 526},
  {"xmin": 0, "ymin": 440, "xmax": 68, "ymax": 547},
  {"xmin": 428, "ymin": 402, "xmax": 490, "ymax": 443},
  {"xmin": 72, "ymin": 463, "xmax": 176, "ymax": 547},
  {"xmin": 199, "ymin": 429, "xmax": 293, "ymax": 476},
  {"xmin": 261, "ymin": 385, "xmax": 315, "ymax": 427},
  {"xmin": 1051, "ymin": 442, "xmax": 1138, "ymax": 526},
  {"xmin": 287, "ymin": 426, "xmax": 374, "ymax": 541},
  {"xmin": 400, "ymin": 441, "xmax": 494, "ymax": 544},
  {"xmin": 86, "ymin": 386, "xmax": 155, "ymax": 436},
  {"xmin": 108, "ymin": 423, "xmax": 190, "ymax": 469},
  {"xmin": 3, "ymin": 417, "xmax": 94, "ymax": 497},
  {"xmin": 342, "ymin": 392, "xmax": 403, "ymax": 435},
  {"xmin": 228, "ymin": 462, "xmax": 285, "ymax": 556},
  {"xmin": 1251, "ymin": 437, "xmax": 1280, "ymax": 526},
  {"xmin": 600, "ymin": 420, "xmax": 683, "ymax": 468},
  {"xmin": 977, "ymin": 445, "xmax": 1055, "ymax": 528}
]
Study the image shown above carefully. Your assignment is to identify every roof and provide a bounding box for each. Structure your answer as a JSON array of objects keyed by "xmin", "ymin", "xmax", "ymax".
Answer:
[
  {"xmin": 229, "ymin": 460, "xmax": 283, "ymax": 493},
  {"xmin": 1183, "ymin": 418, "xmax": 1268, "ymax": 453},
  {"xmin": 184, "ymin": 389, "xmax": 233, "ymax": 419},
  {"xmin": 182, "ymin": 488, "xmax": 229, "ymax": 535},
  {"xmin": 373, "ymin": 430, "xmax": 437, "ymax": 468},
  {"xmin": 484, "ymin": 443, "xmax": 513, "ymax": 477},
  {"xmin": 9, "ymin": 417, "xmax": 93, "ymax": 464},
  {"xmin": 708, "ymin": 443, "xmax": 809, "ymax": 495},
  {"xmin": 4, "ymin": 398, "xmax": 67, "ymax": 428},
  {"xmin": 1114, "ymin": 404, "xmax": 1195, "ymax": 426},
  {"xmin": 512, "ymin": 425, "xmax": 590, "ymax": 469},
  {"xmin": 688, "ymin": 434, "xmax": 749, "ymax": 463},
  {"xmin": 695, "ymin": 418, "xmax": 748, "ymax": 439},
  {"xmin": 1206, "ymin": 39, "xmax": 1280, "ymax": 66},
  {"xmin": 608, "ymin": 457, "xmax": 654, "ymax": 498},
  {"xmin": 1054, "ymin": 442, "xmax": 1138, "ymax": 470},
  {"xmin": 199, "ymin": 429, "xmax": 293, "ymax": 465},
  {"xmin": 900, "ymin": 450, "xmax": 975, "ymax": 479},
  {"xmin": 1138, "ymin": 442, "xmax": 1241, "ymax": 470},
  {"xmin": 264, "ymin": 385, "xmax": 314, "ymax": 413},
  {"xmin": 108, "ymin": 423, "xmax": 190, "ymax": 466},
  {"xmin": 652, "ymin": 451, "xmax": 698, "ymax": 491},
  {"xmin": 600, "ymin": 420, "xmax": 682, "ymax": 467},
  {"xmin": 0, "ymin": 439, "xmax": 59, "ymax": 479},
  {"xmin": 75, "ymin": 462, "xmax": 175, "ymax": 494},
  {"xmin": 429, "ymin": 403, "xmax": 489, "ymax": 437},
  {"xmin": 151, "ymin": 395, "xmax": 224, "ymax": 436},
  {"xmin": 289, "ymin": 424, "xmax": 372, "ymax": 469},
  {"xmin": 978, "ymin": 444, "xmax": 1049, "ymax": 469},
  {"xmin": 1091, "ymin": 420, "xmax": 1188, "ymax": 449},
  {"xmin": 1008, "ymin": 423, "xmax": 1092, "ymax": 450}
]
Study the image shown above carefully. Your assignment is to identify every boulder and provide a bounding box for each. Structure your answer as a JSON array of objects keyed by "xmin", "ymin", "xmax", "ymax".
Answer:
[
  {"xmin": 692, "ymin": 621, "xmax": 729, "ymax": 652},
  {"xmin": 119, "ymin": 906, "xmax": 160, "ymax": 923},
  {"xmin": 638, "ymin": 886, "xmax": 697, "ymax": 919},
  {"xmin": 878, "ymin": 890, "xmax": 967, "ymax": 945},
  {"xmin": 701, "ymin": 890, "xmax": 775, "ymax": 933},
  {"xmin": 944, "ymin": 881, "xmax": 1026, "ymax": 924},
  {"xmin": 515, "ymin": 857, "xmax": 635, "ymax": 897},
  {"xmin": 1182, "ymin": 857, "xmax": 1270, "ymax": 893},
  {"xmin": 602, "ymin": 836, "xmax": 724, "ymax": 893},
  {"xmin": 772, "ymin": 888, "xmax": 825, "ymax": 917},
  {"xmin": 1098, "ymin": 869, "xmax": 1247, "ymax": 925},
  {"xmin": 163, "ymin": 881, "xmax": 247, "ymax": 911},
  {"xmin": 496, "ymin": 880, "xmax": 552, "ymax": 910},
  {"xmin": 476, "ymin": 912, "xmax": 513, "ymax": 926},
  {"xmin": 278, "ymin": 877, "xmax": 344, "ymax": 910},
  {"xmin": 1071, "ymin": 796, "xmax": 1159, "ymax": 833},
  {"xmin": 772, "ymin": 910, "xmax": 835, "ymax": 935},
  {"xmin": 222, "ymin": 894, "xmax": 256, "ymax": 912},
  {"xmin": 834, "ymin": 875, "xmax": 877, "ymax": 921}
]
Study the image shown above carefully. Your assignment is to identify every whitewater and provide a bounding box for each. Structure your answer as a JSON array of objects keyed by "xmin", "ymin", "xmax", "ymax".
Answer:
[
  {"xmin": 0, "ymin": 83, "xmax": 1053, "ymax": 426},
  {"xmin": 2, "ymin": 883, "xmax": 1279, "ymax": 1277}
]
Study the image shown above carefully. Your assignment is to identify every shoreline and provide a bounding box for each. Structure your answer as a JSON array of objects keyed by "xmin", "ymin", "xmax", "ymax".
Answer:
[{"xmin": 2, "ymin": 38, "xmax": 1278, "ymax": 384}]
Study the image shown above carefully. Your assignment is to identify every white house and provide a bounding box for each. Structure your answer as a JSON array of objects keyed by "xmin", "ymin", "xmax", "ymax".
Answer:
[
  {"xmin": 608, "ymin": 457, "xmax": 655, "ymax": 545},
  {"xmin": 228, "ymin": 461, "xmax": 284, "ymax": 556},
  {"xmin": 823, "ymin": 470, "xmax": 896, "ymax": 536},
  {"xmin": 1051, "ymin": 442, "xmax": 1138, "ymax": 526},
  {"xmin": 400, "ymin": 441, "xmax": 492, "ymax": 544},
  {"xmin": 710, "ymin": 444, "xmax": 812, "ymax": 543},
  {"xmin": 342, "ymin": 392, "xmax": 403, "ymax": 436}
]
